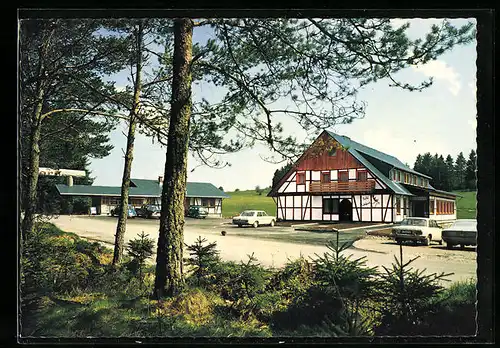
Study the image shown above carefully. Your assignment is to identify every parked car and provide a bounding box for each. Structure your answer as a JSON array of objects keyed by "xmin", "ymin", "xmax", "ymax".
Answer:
[
  {"xmin": 186, "ymin": 205, "xmax": 208, "ymax": 219},
  {"xmin": 391, "ymin": 217, "xmax": 443, "ymax": 246},
  {"xmin": 442, "ymin": 219, "xmax": 477, "ymax": 249},
  {"xmin": 232, "ymin": 210, "xmax": 276, "ymax": 228},
  {"xmin": 110, "ymin": 204, "xmax": 137, "ymax": 218},
  {"xmin": 137, "ymin": 204, "xmax": 161, "ymax": 219}
]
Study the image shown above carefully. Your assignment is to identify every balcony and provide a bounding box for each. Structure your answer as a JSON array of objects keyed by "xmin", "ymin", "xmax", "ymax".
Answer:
[{"xmin": 309, "ymin": 180, "xmax": 376, "ymax": 193}]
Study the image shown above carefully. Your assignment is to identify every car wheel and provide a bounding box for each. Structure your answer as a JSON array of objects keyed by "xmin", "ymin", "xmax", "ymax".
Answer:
[
  {"xmin": 395, "ymin": 238, "xmax": 402, "ymax": 245},
  {"xmin": 253, "ymin": 221, "xmax": 259, "ymax": 228},
  {"xmin": 423, "ymin": 235, "xmax": 431, "ymax": 246},
  {"xmin": 460, "ymin": 244, "xmax": 465, "ymax": 250},
  {"xmin": 438, "ymin": 240, "xmax": 443, "ymax": 245},
  {"xmin": 446, "ymin": 243, "xmax": 454, "ymax": 249},
  {"xmin": 237, "ymin": 224, "xmax": 242, "ymax": 228},
  {"xmin": 270, "ymin": 220, "xmax": 275, "ymax": 227}
]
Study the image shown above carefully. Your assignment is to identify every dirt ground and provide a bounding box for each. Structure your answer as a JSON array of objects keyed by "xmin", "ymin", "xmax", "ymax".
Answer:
[{"xmin": 51, "ymin": 215, "xmax": 477, "ymax": 286}]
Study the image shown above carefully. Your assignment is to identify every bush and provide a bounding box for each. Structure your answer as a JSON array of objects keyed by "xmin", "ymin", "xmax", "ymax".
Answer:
[
  {"xmin": 418, "ymin": 279, "xmax": 476, "ymax": 335},
  {"xmin": 184, "ymin": 236, "xmax": 220, "ymax": 287},
  {"xmin": 374, "ymin": 244, "xmax": 452, "ymax": 336}
]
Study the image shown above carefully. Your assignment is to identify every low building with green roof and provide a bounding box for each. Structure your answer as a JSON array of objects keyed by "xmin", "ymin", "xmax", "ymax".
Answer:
[{"xmin": 56, "ymin": 177, "xmax": 230, "ymax": 217}]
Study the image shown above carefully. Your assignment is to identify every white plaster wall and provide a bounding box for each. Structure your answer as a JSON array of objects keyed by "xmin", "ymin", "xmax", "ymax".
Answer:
[
  {"xmin": 361, "ymin": 208, "xmax": 371, "ymax": 221},
  {"xmin": 294, "ymin": 208, "xmax": 302, "ymax": 219},
  {"xmin": 349, "ymin": 169, "xmax": 357, "ymax": 179},
  {"xmin": 312, "ymin": 196, "xmax": 322, "ymax": 207},
  {"xmin": 311, "ymin": 171, "xmax": 320, "ymax": 181},
  {"xmin": 284, "ymin": 181, "xmax": 297, "ymax": 193},
  {"xmin": 372, "ymin": 209, "xmax": 382, "ymax": 222},
  {"xmin": 312, "ymin": 209, "xmax": 322, "ymax": 220}
]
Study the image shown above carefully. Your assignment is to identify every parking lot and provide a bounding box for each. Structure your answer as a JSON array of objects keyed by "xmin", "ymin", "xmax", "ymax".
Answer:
[{"xmin": 51, "ymin": 215, "xmax": 477, "ymax": 286}]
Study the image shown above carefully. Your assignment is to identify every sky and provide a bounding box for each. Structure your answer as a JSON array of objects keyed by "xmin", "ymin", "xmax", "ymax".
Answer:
[{"xmin": 88, "ymin": 18, "xmax": 477, "ymax": 192}]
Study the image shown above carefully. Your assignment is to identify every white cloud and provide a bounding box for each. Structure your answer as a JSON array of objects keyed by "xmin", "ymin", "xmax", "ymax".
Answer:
[{"xmin": 412, "ymin": 60, "xmax": 461, "ymax": 96}]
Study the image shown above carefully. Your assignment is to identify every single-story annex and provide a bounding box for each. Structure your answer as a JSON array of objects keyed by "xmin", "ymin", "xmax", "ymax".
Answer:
[
  {"xmin": 56, "ymin": 176, "xmax": 230, "ymax": 217},
  {"xmin": 268, "ymin": 130, "xmax": 458, "ymax": 223}
]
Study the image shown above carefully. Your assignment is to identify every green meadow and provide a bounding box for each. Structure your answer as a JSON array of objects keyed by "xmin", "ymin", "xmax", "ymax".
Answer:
[{"xmin": 222, "ymin": 188, "xmax": 275, "ymax": 218}]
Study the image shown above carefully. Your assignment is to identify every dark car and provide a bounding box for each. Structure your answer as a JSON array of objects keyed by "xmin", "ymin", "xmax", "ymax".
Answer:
[
  {"xmin": 186, "ymin": 205, "xmax": 208, "ymax": 219},
  {"xmin": 110, "ymin": 204, "xmax": 137, "ymax": 218},
  {"xmin": 137, "ymin": 204, "xmax": 161, "ymax": 219},
  {"xmin": 442, "ymin": 219, "xmax": 477, "ymax": 249}
]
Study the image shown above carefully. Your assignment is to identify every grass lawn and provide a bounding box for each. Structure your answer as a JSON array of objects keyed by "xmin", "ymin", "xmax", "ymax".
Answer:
[
  {"xmin": 222, "ymin": 188, "xmax": 275, "ymax": 218},
  {"xmin": 228, "ymin": 228, "xmax": 367, "ymax": 246},
  {"xmin": 454, "ymin": 191, "xmax": 477, "ymax": 219}
]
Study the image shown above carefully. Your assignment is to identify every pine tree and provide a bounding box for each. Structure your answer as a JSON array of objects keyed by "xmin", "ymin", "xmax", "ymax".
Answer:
[
  {"xmin": 465, "ymin": 149, "xmax": 477, "ymax": 190},
  {"xmin": 454, "ymin": 152, "xmax": 467, "ymax": 190},
  {"xmin": 444, "ymin": 154, "xmax": 455, "ymax": 191}
]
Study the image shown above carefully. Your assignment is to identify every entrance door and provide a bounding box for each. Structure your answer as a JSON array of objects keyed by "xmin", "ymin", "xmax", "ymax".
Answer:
[
  {"xmin": 339, "ymin": 199, "xmax": 352, "ymax": 222},
  {"xmin": 412, "ymin": 201, "xmax": 426, "ymax": 217}
]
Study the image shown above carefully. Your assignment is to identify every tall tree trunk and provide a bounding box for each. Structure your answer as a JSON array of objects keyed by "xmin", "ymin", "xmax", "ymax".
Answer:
[
  {"xmin": 112, "ymin": 22, "xmax": 143, "ymax": 266},
  {"xmin": 154, "ymin": 18, "xmax": 193, "ymax": 298},
  {"xmin": 20, "ymin": 25, "xmax": 53, "ymax": 241}
]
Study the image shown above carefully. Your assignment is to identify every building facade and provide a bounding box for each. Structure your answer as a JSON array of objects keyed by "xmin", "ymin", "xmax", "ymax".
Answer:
[
  {"xmin": 268, "ymin": 131, "xmax": 457, "ymax": 223},
  {"xmin": 56, "ymin": 177, "xmax": 229, "ymax": 217}
]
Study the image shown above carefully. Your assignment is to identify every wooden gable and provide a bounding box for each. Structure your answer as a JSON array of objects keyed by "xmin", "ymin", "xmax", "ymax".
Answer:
[{"xmin": 295, "ymin": 132, "xmax": 363, "ymax": 171}]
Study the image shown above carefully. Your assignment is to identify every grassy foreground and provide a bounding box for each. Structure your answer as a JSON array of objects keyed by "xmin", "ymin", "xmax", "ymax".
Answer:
[{"xmin": 20, "ymin": 223, "xmax": 476, "ymax": 338}]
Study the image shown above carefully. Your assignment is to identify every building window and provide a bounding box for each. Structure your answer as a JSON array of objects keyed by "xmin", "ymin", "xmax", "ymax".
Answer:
[
  {"xmin": 201, "ymin": 198, "xmax": 215, "ymax": 207},
  {"xmin": 296, "ymin": 172, "xmax": 306, "ymax": 184},
  {"xmin": 328, "ymin": 147, "xmax": 337, "ymax": 156},
  {"xmin": 323, "ymin": 198, "xmax": 339, "ymax": 214},
  {"xmin": 357, "ymin": 170, "xmax": 367, "ymax": 182},
  {"xmin": 405, "ymin": 173, "xmax": 409, "ymax": 183},
  {"xmin": 396, "ymin": 198, "xmax": 401, "ymax": 215},
  {"xmin": 339, "ymin": 171, "xmax": 349, "ymax": 182},
  {"xmin": 397, "ymin": 171, "xmax": 401, "ymax": 182},
  {"xmin": 430, "ymin": 200, "xmax": 434, "ymax": 214},
  {"xmin": 321, "ymin": 171, "xmax": 331, "ymax": 184}
]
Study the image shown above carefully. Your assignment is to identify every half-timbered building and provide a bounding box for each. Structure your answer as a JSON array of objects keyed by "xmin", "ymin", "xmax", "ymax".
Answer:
[{"xmin": 268, "ymin": 131, "xmax": 457, "ymax": 223}]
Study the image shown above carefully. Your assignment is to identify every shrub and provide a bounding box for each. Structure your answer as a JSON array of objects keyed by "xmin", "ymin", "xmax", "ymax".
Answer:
[
  {"xmin": 271, "ymin": 234, "xmax": 380, "ymax": 336},
  {"xmin": 184, "ymin": 236, "xmax": 220, "ymax": 287},
  {"xmin": 418, "ymin": 279, "xmax": 476, "ymax": 335},
  {"xmin": 374, "ymin": 244, "xmax": 452, "ymax": 336},
  {"xmin": 125, "ymin": 232, "xmax": 155, "ymax": 293}
]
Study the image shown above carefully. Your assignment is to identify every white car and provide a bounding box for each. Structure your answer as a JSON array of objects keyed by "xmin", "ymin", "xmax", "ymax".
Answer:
[
  {"xmin": 391, "ymin": 217, "xmax": 443, "ymax": 246},
  {"xmin": 232, "ymin": 210, "xmax": 276, "ymax": 228}
]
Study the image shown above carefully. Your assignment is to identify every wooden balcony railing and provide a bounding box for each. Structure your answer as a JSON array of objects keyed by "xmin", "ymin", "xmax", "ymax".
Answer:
[{"xmin": 309, "ymin": 180, "xmax": 376, "ymax": 193}]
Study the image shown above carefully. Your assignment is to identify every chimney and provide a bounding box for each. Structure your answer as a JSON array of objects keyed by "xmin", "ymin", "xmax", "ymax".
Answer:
[
  {"xmin": 158, "ymin": 176, "xmax": 163, "ymax": 185},
  {"xmin": 67, "ymin": 175, "xmax": 73, "ymax": 187}
]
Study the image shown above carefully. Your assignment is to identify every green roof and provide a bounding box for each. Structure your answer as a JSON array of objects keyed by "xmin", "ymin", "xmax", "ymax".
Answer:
[
  {"xmin": 349, "ymin": 148, "xmax": 413, "ymax": 196},
  {"xmin": 327, "ymin": 131, "xmax": 432, "ymax": 179},
  {"xmin": 56, "ymin": 179, "xmax": 230, "ymax": 199}
]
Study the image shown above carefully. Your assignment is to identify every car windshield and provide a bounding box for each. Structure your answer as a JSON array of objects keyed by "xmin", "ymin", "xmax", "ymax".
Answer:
[
  {"xmin": 241, "ymin": 211, "xmax": 255, "ymax": 217},
  {"xmin": 452, "ymin": 220, "xmax": 477, "ymax": 231},
  {"xmin": 401, "ymin": 219, "xmax": 427, "ymax": 226}
]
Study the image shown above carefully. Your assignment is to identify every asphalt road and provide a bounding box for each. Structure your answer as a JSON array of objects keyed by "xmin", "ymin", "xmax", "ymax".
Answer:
[{"xmin": 51, "ymin": 215, "xmax": 477, "ymax": 286}]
